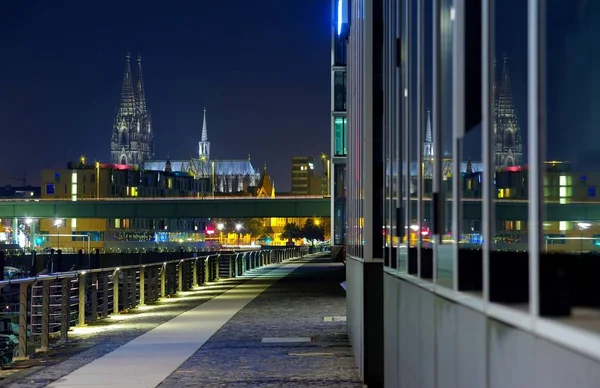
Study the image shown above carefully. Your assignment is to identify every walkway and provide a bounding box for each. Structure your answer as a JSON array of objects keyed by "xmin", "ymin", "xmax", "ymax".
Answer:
[{"xmin": 7, "ymin": 255, "xmax": 363, "ymax": 387}]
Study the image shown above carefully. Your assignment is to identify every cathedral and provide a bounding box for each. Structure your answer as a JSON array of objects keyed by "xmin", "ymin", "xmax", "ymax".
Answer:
[
  {"xmin": 142, "ymin": 108, "xmax": 260, "ymax": 194},
  {"xmin": 110, "ymin": 53, "xmax": 260, "ymax": 194},
  {"xmin": 110, "ymin": 53, "xmax": 154, "ymax": 166}
]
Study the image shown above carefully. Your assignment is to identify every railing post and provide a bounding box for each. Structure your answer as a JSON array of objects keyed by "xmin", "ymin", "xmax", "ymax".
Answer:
[
  {"xmin": 215, "ymin": 255, "xmax": 220, "ymax": 280},
  {"xmin": 160, "ymin": 264, "xmax": 166, "ymax": 298},
  {"xmin": 113, "ymin": 269, "xmax": 120, "ymax": 315},
  {"xmin": 122, "ymin": 269, "xmax": 129, "ymax": 310},
  {"xmin": 193, "ymin": 259, "xmax": 198, "ymax": 287},
  {"xmin": 242, "ymin": 253, "xmax": 247, "ymax": 273},
  {"xmin": 102, "ymin": 272, "xmax": 109, "ymax": 318},
  {"xmin": 17, "ymin": 282, "xmax": 29, "ymax": 359},
  {"xmin": 233, "ymin": 255, "xmax": 238, "ymax": 277},
  {"xmin": 139, "ymin": 266, "xmax": 145, "ymax": 307},
  {"xmin": 38, "ymin": 279, "xmax": 50, "ymax": 352},
  {"xmin": 204, "ymin": 257, "xmax": 209, "ymax": 284},
  {"xmin": 61, "ymin": 278, "xmax": 70, "ymax": 342},
  {"xmin": 78, "ymin": 273, "xmax": 86, "ymax": 327},
  {"xmin": 178, "ymin": 260, "xmax": 183, "ymax": 292},
  {"xmin": 91, "ymin": 272, "xmax": 98, "ymax": 321}
]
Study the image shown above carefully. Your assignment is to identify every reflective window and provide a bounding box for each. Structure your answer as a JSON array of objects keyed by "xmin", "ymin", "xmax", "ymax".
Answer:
[{"xmin": 334, "ymin": 117, "xmax": 347, "ymax": 156}]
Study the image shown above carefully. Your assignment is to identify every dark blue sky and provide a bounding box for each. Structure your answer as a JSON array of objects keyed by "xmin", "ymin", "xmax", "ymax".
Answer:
[{"xmin": 0, "ymin": 1, "xmax": 331, "ymax": 191}]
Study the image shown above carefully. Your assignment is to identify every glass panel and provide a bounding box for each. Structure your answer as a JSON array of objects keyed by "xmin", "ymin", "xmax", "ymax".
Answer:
[
  {"xmin": 541, "ymin": 1, "xmax": 599, "ymax": 321},
  {"xmin": 435, "ymin": 0, "xmax": 454, "ymax": 288},
  {"xmin": 419, "ymin": 0, "xmax": 433, "ymax": 279},
  {"xmin": 489, "ymin": 0, "xmax": 529, "ymax": 307},
  {"xmin": 334, "ymin": 164, "xmax": 346, "ymax": 245},
  {"xmin": 407, "ymin": 0, "xmax": 418, "ymax": 275},
  {"xmin": 334, "ymin": 71, "xmax": 347, "ymax": 112},
  {"xmin": 334, "ymin": 117, "xmax": 347, "ymax": 156},
  {"xmin": 398, "ymin": 0, "xmax": 409, "ymax": 272}
]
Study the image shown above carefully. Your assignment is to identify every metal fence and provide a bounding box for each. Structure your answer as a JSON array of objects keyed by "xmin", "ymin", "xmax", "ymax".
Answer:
[{"xmin": 0, "ymin": 246, "xmax": 309, "ymax": 365}]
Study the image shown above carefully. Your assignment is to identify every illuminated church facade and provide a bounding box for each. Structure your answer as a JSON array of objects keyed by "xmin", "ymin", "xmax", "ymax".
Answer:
[
  {"xmin": 110, "ymin": 53, "xmax": 260, "ymax": 194},
  {"xmin": 142, "ymin": 108, "xmax": 260, "ymax": 194}
]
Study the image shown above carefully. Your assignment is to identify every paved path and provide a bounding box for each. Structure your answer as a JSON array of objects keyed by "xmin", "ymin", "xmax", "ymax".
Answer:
[
  {"xmin": 5, "ymin": 254, "xmax": 362, "ymax": 387},
  {"xmin": 159, "ymin": 256, "xmax": 363, "ymax": 387}
]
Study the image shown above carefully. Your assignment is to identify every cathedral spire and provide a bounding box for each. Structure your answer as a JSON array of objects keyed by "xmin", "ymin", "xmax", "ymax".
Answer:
[
  {"xmin": 425, "ymin": 109, "xmax": 433, "ymax": 144},
  {"xmin": 423, "ymin": 109, "xmax": 434, "ymax": 159},
  {"xmin": 136, "ymin": 54, "xmax": 147, "ymax": 116},
  {"xmin": 198, "ymin": 107, "xmax": 210, "ymax": 159},
  {"xmin": 118, "ymin": 52, "xmax": 136, "ymax": 117},
  {"xmin": 201, "ymin": 107, "xmax": 208, "ymax": 142}
]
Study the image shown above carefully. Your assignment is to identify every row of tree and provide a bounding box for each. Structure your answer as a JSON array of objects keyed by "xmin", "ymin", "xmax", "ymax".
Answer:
[
  {"xmin": 214, "ymin": 218, "xmax": 327, "ymax": 243},
  {"xmin": 280, "ymin": 219, "xmax": 325, "ymax": 242}
]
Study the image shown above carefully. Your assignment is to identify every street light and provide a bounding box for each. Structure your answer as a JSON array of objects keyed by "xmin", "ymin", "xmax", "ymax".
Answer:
[
  {"xmin": 235, "ymin": 223, "xmax": 242, "ymax": 246},
  {"xmin": 95, "ymin": 161, "xmax": 100, "ymax": 199},
  {"xmin": 217, "ymin": 223, "xmax": 224, "ymax": 245},
  {"xmin": 54, "ymin": 219, "xmax": 63, "ymax": 250}
]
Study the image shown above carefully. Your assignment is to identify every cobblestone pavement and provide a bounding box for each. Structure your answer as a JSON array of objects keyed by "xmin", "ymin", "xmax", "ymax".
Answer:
[
  {"xmin": 1, "ymin": 268, "xmax": 268, "ymax": 387},
  {"xmin": 158, "ymin": 256, "xmax": 364, "ymax": 388}
]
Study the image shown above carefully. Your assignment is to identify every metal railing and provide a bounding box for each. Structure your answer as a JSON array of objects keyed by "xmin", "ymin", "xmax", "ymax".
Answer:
[
  {"xmin": 0, "ymin": 247, "xmax": 307, "ymax": 365},
  {"xmin": 0, "ymin": 195, "xmax": 327, "ymax": 202}
]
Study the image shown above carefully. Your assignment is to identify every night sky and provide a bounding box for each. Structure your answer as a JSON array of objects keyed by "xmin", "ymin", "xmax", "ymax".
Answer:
[
  {"xmin": 0, "ymin": 0, "xmax": 595, "ymax": 192},
  {"xmin": 0, "ymin": 1, "xmax": 331, "ymax": 191}
]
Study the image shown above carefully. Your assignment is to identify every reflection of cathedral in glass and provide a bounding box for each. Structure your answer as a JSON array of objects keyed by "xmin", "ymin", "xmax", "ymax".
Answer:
[
  {"xmin": 421, "ymin": 54, "xmax": 522, "ymax": 176},
  {"xmin": 494, "ymin": 55, "xmax": 522, "ymax": 168}
]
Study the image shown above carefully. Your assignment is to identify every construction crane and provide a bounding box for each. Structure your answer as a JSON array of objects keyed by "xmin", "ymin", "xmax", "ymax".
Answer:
[{"xmin": 8, "ymin": 171, "xmax": 27, "ymax": 186}]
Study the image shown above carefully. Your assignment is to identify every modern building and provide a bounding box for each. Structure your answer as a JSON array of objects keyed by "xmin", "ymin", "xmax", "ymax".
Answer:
[
  {"xmin": 342, "ymin": 0, "xmax": 600, "ymax": 387},
  {"xmin": 143, "ymin": 108, "xmax": 261, "ymax": 195},
  {"xmin": 290, "ymin": 156, "xmax": 321, "ymax": 195},
  {"xmin": 331, "ymin": 0, "xmax": 348, "ymax": 251},
  {"xmin": 111, "ymin": 53, "xmax": 154, "ymax": 167}
]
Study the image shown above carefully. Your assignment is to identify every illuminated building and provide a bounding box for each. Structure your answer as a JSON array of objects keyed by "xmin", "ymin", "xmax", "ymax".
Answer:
[
  {"xmin": 38, "ymin": 160, "xmax": 206, "ymax": 251},
  {"xmin": 291, "ymin": 156, "xmax": 321, "ymax": 195},
  {"xmin": 143, "ymin": 108, "xmax": 260, "ymax": 194},
  {"xmin": 110, "ymin": 53, "xmax": 154, "ymax": 167}
]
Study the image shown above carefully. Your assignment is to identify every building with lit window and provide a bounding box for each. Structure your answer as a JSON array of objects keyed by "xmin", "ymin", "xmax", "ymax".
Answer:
[
  {"xmin": 290, "ymin": 156, "xmax": 321, "ymax": 195},
  {"xmin": 38, "ymin": 160, "xmax": 206, "ymax": 251},
  {"xmin": 343, "ymin": 0, "xmax": 600, "ymax": 387}
]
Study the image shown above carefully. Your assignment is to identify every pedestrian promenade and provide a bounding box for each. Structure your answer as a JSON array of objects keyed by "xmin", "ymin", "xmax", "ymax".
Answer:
[{"xmin": 7, "ymin": 254, "xmax": 363, "ymax": 387}]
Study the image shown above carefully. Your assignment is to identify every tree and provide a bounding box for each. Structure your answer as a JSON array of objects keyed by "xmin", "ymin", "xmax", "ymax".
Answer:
[
  {"xmin": 302, "ymin": 219, "xmax": 325, "ymax": 244},
  {"xmin": 244, "ymin": 218, "xmax": 266, "ymax": 238},
  {"xmin": 281, "ymin": 223, "xmax": 303, "ymax": 240}
]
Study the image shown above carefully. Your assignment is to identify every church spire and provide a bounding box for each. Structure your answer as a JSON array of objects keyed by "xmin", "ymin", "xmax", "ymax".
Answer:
[
  {"xmin": 423, "ymin": 109, "xmax": 434, "ymax": 159},
  {"xmin": 201, "ymin": 107, "xmax": 208, "ymax": 142},
  {"xmin": 198, "ymin": 107, "xmax": 210, "ymax": 159},
  {"xmin": 425, "ymin": 109, "xmax": 433, "ymax": 144},
  {"xmin": 118, "ymin": 52, "xmax": 136, "ymax": 117},
  {"xmin": 136, "ymin": 54, "xmax": 147, "ymax": 116}
]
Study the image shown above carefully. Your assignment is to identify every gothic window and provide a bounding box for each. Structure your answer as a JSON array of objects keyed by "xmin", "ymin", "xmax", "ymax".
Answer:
[{"xmin": 504, "ymin": 131, "xmax": 514, "ymax": 148}]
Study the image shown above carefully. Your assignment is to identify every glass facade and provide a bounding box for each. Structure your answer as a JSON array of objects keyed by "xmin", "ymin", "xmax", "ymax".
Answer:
[
  {"xmin": 331, "ymin": 0, "xmax": 349, "ymax": 247},
  {"xmin": 345, "ymin": 0, "xmax": 600, "ymax": 376}
]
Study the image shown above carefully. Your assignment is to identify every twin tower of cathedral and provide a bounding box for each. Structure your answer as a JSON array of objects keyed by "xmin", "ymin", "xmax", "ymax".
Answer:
[
  {"xmin": 110, "ymin": 53, "xmax": 154, "ymax": 166},
  {"xmin": 110, "ymin": 53, "xmax": 211, "ymax": 167}
]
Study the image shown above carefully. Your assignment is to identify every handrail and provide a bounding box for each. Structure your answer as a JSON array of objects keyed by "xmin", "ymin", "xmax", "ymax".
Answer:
[{"xmin": 0, "ymin": 195, "xmax": 327, "ymax": 203}]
